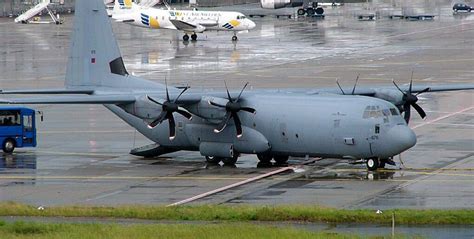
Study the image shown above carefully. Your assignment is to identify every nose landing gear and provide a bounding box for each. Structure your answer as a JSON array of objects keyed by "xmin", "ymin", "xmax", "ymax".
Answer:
[{"xmin": 366, "ymin": 158, "xmax": 397, "ymax": 171}]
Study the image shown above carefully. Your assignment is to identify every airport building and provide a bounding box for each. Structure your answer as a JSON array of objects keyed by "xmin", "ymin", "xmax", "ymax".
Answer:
[{"xmin": 0, "ymin": 0, "xmax": 258, "ymax": 17}]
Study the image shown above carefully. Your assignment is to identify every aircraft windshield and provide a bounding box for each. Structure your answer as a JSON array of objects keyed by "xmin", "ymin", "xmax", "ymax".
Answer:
[
  {"xmin": 237, "ymin": 15, "xmax": 246, "ymax": 19},
  {"xmin": 363, "ymin": 106, "xmax": 399, "ymax": 119}
]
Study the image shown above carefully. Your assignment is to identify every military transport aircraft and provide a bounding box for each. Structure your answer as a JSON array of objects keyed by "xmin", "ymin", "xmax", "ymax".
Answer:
[
  {"xmin": 111, "ymin": 0, "xmax": 256, "ymax": 41},
  {"xmin": 1, "ymin": 0, "xmax": 473, "ymax": 171}
]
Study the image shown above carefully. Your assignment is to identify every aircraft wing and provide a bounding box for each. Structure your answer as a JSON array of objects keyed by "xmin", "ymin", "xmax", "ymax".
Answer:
[
  {"xmin": 0, "ymin": 89, "xmax": 94, "ymax": 95},
  {"xmin": 169, "ymin": 19, "xmax": 206, "ymax": 32},
  {"xmin": 195, "ymin": 19, "xmax": 219, "ymax": 28},
  {"xmin": 0, "ymin": 95, "xmax": 136, "ymax": 104},
  {"xmin": 310, "ymin": 83, "xmax": 474, "ymax": 96}
]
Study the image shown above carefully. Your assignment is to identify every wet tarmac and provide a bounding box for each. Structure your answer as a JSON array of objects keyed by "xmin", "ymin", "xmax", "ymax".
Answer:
[{"xmin": 0, "ymin": 1, "xmax": 473, "ymax": 213}]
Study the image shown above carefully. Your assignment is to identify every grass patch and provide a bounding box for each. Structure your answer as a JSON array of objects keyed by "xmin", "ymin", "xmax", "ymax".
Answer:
[
  {"xmin": 0, "ymin": 221, "xmax": 379, "ymax": 239},
  {"xmin": 0, "ymin": 202, "xmax": 473, "ymax": 225}
]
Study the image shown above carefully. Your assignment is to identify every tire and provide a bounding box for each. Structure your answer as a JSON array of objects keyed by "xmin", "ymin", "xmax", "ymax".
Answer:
[
  {"xmin": 205, "ymin": 156, "xmax": 221, "ymax": 164},
  {"xmin": 274, "ymin": 155, "xmax": 289, "ymax": 164},
  {"xmin": 315, "ymin": 7, "xmax": 324, "ymax": 15},
  {"xmin": 191, "ymin": 34, "xmax": 197, "ymax": 41},
  {"xmin": 257, "ymin": 153, "xmax": 272, "ymax": 164},
  {"xmin": 183, "ymin": 35, "xmax": 189, "ymax": 41},
  {"xmin": 306, "ymin": 8, "xmax": 315, "ymax": 16},
  {"xmin": 3, "ymin": 139, "xmax": 15, "ymax": 153},
  {"xmin": 366, "ymin": 158, "xmax": 379, "ymax": 171},
  {"xmin": 222, "ymin": 156, "xmax": 238, "ymax": 165},
  {"xmin": 297, "ymin": 8, "xmax": 306, "ymax": 16},
  {"xmin": 232, "ymin": 35, "xmax": 238, "ymax": 41}
]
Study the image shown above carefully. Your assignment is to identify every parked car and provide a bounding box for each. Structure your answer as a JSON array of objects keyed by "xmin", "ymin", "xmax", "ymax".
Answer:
[{"xmin": 453, "ymin": 3, "xmax": 472, "ymax": 12}]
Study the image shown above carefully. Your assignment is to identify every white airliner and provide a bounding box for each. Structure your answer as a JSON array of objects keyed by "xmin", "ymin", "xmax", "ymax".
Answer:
[{"xmin": 111, "ymin": 0, "xmax": 256, "ymax": 41}]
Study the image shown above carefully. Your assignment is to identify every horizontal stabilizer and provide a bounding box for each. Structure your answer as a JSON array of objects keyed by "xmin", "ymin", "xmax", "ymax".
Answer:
[
  {"xmin": 0, "ymin": 95, "xmax": 136, "ymax": 104},
  {"xmin": 0, "ymin": 89, "xmax": 94, "ymax": 95}
]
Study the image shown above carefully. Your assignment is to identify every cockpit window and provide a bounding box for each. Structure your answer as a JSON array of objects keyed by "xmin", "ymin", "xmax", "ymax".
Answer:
[
  {"xmin": 390, "ymin": 108, "xmax": 400, "ymax": 115},
  {"xmin": 363, "ymin": 106, "xmax": 395, "ymax": 120},
  {"xmin": 237, "ymin": 15, "xmax": 246, "ymax": 19}
]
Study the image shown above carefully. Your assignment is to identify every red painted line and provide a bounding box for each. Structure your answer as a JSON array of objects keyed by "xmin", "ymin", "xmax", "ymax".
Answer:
[
  {"xmin": 167, "ymin": 166, "xmax": 294, "ymax": 207},
  {"xmin": 412, "ymin": 106, "xmax": 474, "ymax": 129}
]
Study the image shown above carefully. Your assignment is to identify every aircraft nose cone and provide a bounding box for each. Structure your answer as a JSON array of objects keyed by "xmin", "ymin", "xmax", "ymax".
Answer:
[
  {"xmin": 248, "ymin": 20, "xmax": 256, "ymax": 29},
  {"xmin": 388, "ymin": 125, "xmax": 417, "ymax": 153}
]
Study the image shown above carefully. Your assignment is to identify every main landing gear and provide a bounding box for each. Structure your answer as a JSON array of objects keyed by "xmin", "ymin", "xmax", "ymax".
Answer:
[
  {"xmin": 256, "ymin": 153, "xmax": 289, "ymax": 166},
  {"xmin": 183, "ymin": 33, "xmax": 198, "ymax": 42},
  {"xmin": 205, "ymin": 153, "xmax": 240, "ymax": 165}
]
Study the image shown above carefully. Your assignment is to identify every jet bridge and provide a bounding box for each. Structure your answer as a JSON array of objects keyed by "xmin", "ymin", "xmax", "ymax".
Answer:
[{"xmin": 14, "ymin": 1, "xmax": 62, "ymax": 24}]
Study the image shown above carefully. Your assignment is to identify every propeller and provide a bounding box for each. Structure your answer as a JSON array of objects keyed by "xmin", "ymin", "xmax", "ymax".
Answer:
[
  {"xmin": 208, "ymin": 82, "xmax": 256, "ymax": 138},
  {"xmin": 146, "ymin": 79, "xmax": 192, "ymax": 140},
  {"xmin": 392, "ymin": 72, "xmax": 431, "ymax": 124},
  {"xmin": 336, "ymin": 74, "xmax": 359, "ymax": 95}
]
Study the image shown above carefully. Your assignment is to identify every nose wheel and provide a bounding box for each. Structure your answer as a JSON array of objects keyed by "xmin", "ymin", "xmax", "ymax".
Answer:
[
  {"xmin": 232, "ymin": 35, "xmax": 238, "ymax": 41},
  {"xmin": 366, "ymin": 158, "xmax": 380, "ymax": 171}
]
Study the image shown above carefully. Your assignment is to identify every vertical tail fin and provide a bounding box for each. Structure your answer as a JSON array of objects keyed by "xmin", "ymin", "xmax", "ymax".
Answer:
[
  {"xmin": 65, "ymin": 0, "xmax": 128, "ymax": 88},
  {"xmin": 113, "ymin": 0, "xmax": 136, "ymax": 15}
]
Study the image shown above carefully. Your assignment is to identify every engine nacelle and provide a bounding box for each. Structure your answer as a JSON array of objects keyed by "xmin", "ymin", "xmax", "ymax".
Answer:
[
  {"xmin": 373, "ymin": 89, "xmax": 404, "ymax": 106},
  {"xmin": 121, "ymin": 95, "xmax": 162, "ymax": 120},
  {"xmin": 187, "ymin": 96, "xmax": 227, "ymax": 122},
  {"xmin": 261, "ymin": 0, "xmax": 303, "ymax": 9}
]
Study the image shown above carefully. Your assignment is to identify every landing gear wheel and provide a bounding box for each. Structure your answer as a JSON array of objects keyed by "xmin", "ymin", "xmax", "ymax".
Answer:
[
  {"xmin": 232, "ymin": 35, "xmax": 238, "ymax": 41},
  {"xmin": 366, "ymin": 158, "xmax": 379, "ymax": 171},
  {"xmin": 2, "ymin": 139, "xmax": 15, "ymax": 153},
  {"xmin": 183, "ymin": 34, "xmax": 190, "ymax": 41},
  {"xmin": 315, "ymin": 7, "xmax": 324, "ymax": 15},
  {"xmin": 274, "ymin": 155, "xmax": 289, "ymax": 164},
  {"xmin": 205, "ymin": 156, "xmax": 222, "ymax": 164},
  {"xmin": 297, "ymin": 8, "xmax": 306, "ymax": 16},
  {"xmin": 191, "ymin": 34, "xmax": 197, "ymax": 41},
  {"xmin": 257, "ymin": 153, "xmax": 272, "ymax": 164},
  {"xmin": 306, "ymin": 8, "xmax": 315, "ymax": 16},
  {"xmin": 222, "ymin": 152, "xmax": 239, "ymax": 165}
]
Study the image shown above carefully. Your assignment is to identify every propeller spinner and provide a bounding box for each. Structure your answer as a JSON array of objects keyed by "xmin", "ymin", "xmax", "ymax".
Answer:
[
  {"xmin": 146, "ymin": 80, "xmax": 192, "ymax": 140},
  {"xmin": 208, "ymin": 82, "xmax": 256, "ymax": 138},
  {"xmin": 392, "ymin": 72, "xmax": 430, "ymax": 124}
]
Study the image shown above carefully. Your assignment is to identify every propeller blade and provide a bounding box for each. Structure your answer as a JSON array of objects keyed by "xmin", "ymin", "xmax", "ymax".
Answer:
[
  {"xmin": 232, "ymin": 112, "xmax": 243, "ymax": 138},
  {"xmin": 240, "ymin": 107, "xmax": 256, "ymax": 114},
  {"xmin": 392, "ymin": 80, "xmax": 404, "ymax": 94},
  {"xmin": 168, "ymin": 113, "xmax": 176, "ymax": 140},
  {"xmin": 336, "ymin": 79, "xmax": 346, "ymax": 95},
  {"xmin": 409, "ymin": 71, "xmax": 414, "ymax": 93},
  {"xmin": 224, "ymin": 81, "xmax": 233, "ymax": 103},
  {"xmin": 208, "ymin": 101, "xmax": 226, "ymax": 108},
  {"xmin": 146, "ymin": 95, "xmax": 163, "ymax": 106},
  {"xmin": 214, "ymin": 112, "xmax": 232, "ymax": 133},
  {"xmin": 165, "ymin": 78, "xmax": 170, "ymax": 102},
  {"xmin": 148, "ymin": 111, "xmax": 168, "ymax": 129},
  {"xmin": 403, "ymin": 104, "xmax": 411, "ymax": 123},
  {"xmin": 237, "ymin": 82, "xmax": 249, "ymax": 101},
  {"xmin": 411, "ymin": 103, "xmax": 426, "ymax": 119},
  {"xmin": 177, "ymin": 109, "xmax": 193, "ymax": 120},
  {"xmin": 416, "ymin": 87, "xmax": 431, "ymax": 96},
  {"xmin": 173, "ymin": 87, "xmax": 188, "ymax": 103},
  {"xmin": 351, "ymin": 74, "xmax": 359, "ymax": 95}
]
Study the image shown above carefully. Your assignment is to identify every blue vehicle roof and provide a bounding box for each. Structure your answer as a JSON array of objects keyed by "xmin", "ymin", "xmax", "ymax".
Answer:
[{"xmin": 0, "ymin": 106, "xmax": 35, "ymax": 113}]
